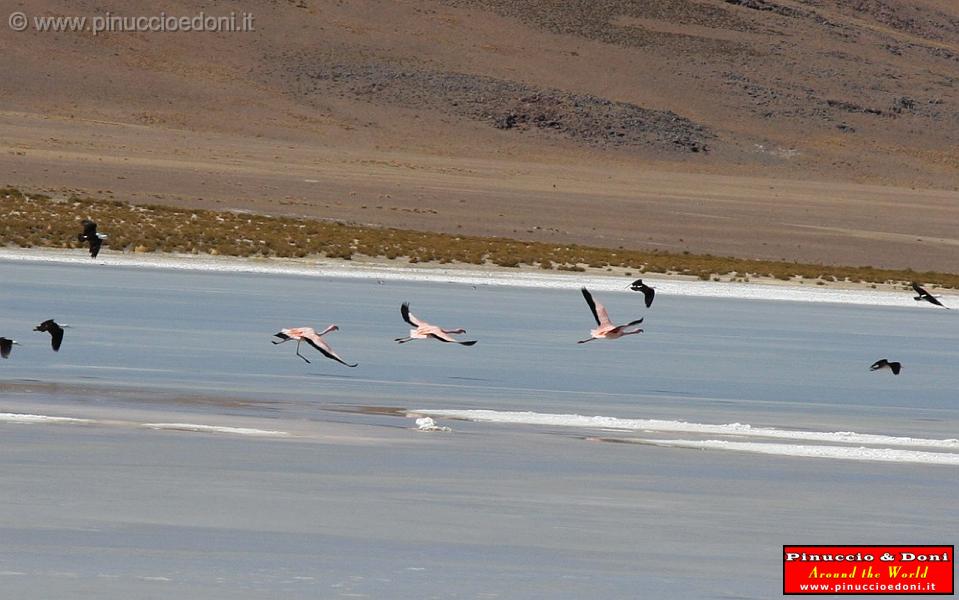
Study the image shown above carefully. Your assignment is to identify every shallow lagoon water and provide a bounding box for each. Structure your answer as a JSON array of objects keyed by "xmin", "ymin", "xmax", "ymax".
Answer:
[{"xmin": 0, "ymin": 259, "xmax": 957, "ymax": 599}]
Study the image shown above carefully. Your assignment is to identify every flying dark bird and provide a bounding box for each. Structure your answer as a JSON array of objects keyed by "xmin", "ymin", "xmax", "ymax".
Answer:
[
  {"xmin": 77, "ymin": 219, "xmax": 107, "ymax": 258},
  {"xmin": 870, "ymin": 359, "xmax": 902, "ymax": 375},
  {"xmin": 579, "ymin": 287, "xmax": 644, "ymax": 343},
  {"xmin": 272, "ymin": 325, "xmax": 357, "ymax": 367},
  {"xmin": 395, "ymin": 302, "xmax": 477, "ymax": 345},
  {"xmin": 627, "ymin": 279, "xmax": 656, "ymax": 308},
  {"xmin": 0, "ymin": 337, "xmax": 18, "ymax": 359},
  {"xmin": 911, "ymin": 282, "xmax": 948, "ymax": 309},
  {"xmin": 34, "ymin": 319, "xmax": 68, "ymax": 351}
]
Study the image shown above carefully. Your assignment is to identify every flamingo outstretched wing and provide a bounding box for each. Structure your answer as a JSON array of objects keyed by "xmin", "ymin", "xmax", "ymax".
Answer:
[
  {"xmin": 401, "ymin": 303, "xmax": 424, "ymax": 327},
  {"xmin": 302, "ymin": 332, "xmax": 357, "ymax": 367},
  {"xmin": 581, "ymin": 288, "xmax": 611, "ymax": 327},
  {"xmin": 426, "ymin": 332, "xmax": 477, "ymax": 346}
]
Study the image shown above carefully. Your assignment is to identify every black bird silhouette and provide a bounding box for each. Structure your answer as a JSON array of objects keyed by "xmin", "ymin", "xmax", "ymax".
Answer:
[
  {"xmin": 77, "ymin": 219, "xmax": 106, "ymax": 258},
  {"xmin": 34, "ymin": 319, "xmax": 67, "ymax": 351},
  {"xmin": 870, "ymin": 359, "xmax": 902, "ymax": 375},
  {"xmin": 0, "ymin": 337, "xmax": 18, "ymax": 359},
  {"xmin": 911, "ymin": 282, "xmax": 948, "ymax": 309},
  {"xmin": 627, "ymin": 279, "xmax": 656, "ymax": 308}
]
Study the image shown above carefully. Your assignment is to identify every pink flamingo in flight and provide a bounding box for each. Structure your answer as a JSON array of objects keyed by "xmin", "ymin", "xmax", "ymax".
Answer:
[
  {"xmin": 578, "ymin": 287, "xmax": 644, "ymax": 343},
  {"xmin": 272, "ymin": 325, "xmax": 357, "ymax": 367},
  {"xmin": 395, "ymin": 303, "xmax": 477, "ymax": 345}
]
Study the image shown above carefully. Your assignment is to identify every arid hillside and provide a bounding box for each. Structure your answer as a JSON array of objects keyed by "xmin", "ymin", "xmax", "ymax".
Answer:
[{"xmin": 1, "ymin": 0, "xmax": 958, "ymax": 270}]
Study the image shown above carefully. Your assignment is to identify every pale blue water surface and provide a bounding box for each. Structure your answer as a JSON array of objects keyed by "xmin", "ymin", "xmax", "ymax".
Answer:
[{"xmin": 0, "ymin": 259, "xmax": 956, "ymax": 599}]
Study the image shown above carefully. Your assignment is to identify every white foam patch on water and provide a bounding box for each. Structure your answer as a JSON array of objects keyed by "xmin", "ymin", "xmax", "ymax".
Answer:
[
  {"xmin": 417, "ymin": 408, "xmax": 959, "ymax": 465},
  {"xmin": 0, "ymin": 247, "xmax": 946, "ymax": 307},
  {"xmin": 414, "ymin": 416, "xmax": 451, "ymax": 432},
  {"xmin": 0, "ymin": 412, "xmax": 95, "ymax": 425},
  {"xmin": 141, "ymin": 423, "xmax": 289, "ymax": 437},
  {"xmin": 641, "ymin": 439, "xmax": 959, "ymax": 465},
  {"xmin": 416, "ymin": 409, "xmax": 959, "ymax": 449}
]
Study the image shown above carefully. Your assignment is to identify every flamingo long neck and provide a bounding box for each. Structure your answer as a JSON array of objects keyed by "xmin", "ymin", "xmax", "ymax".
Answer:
[{"xmin": 318, "ymin": 324, "xmax": 337, "ymax": 336}]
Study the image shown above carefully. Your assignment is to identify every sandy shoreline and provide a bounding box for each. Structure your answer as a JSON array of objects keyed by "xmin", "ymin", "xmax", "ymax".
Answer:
[{"xmin": 1, "ymin": 246, "xmax": 951, "ymax": 308}]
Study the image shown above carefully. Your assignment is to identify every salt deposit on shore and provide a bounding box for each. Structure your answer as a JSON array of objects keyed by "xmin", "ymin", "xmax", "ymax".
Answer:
[{"xmin": 0, "ymin": 247, "xmax": 946, "ymax": 308}]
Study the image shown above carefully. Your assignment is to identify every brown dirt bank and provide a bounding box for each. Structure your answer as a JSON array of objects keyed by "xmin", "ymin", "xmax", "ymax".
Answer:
[{"xmin": 3, "ymin": 187, "xmax": 957, "ymax": 290}]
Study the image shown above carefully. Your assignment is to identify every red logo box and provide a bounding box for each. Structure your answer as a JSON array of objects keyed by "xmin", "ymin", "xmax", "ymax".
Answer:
[{"xmin": 784, "ymin": 545, "xmax": 954, "ymax": 595}]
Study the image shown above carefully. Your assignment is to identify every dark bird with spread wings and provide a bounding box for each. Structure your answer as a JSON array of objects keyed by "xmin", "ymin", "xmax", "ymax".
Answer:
[
  {"xmin": 870, "ymin": 359, "xmax": 902, "ymax": 375},
  {"xmin": 34, "ymin": 319, "xmax": 68, "ymax": 351},
  {"xmin": 77, "ymin": 219, "xmax": 107, "ymax": 258},
  {"xmin": 0, "ymin": 337, "xmax": 19, "ymax": 359},
  {"xmin": 627, "ymin": 279, "xmax": 656, "ymax": 308},
  {"xmin": 911, "ymin": 282, "xmax": 948, "ymax": 309}
]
